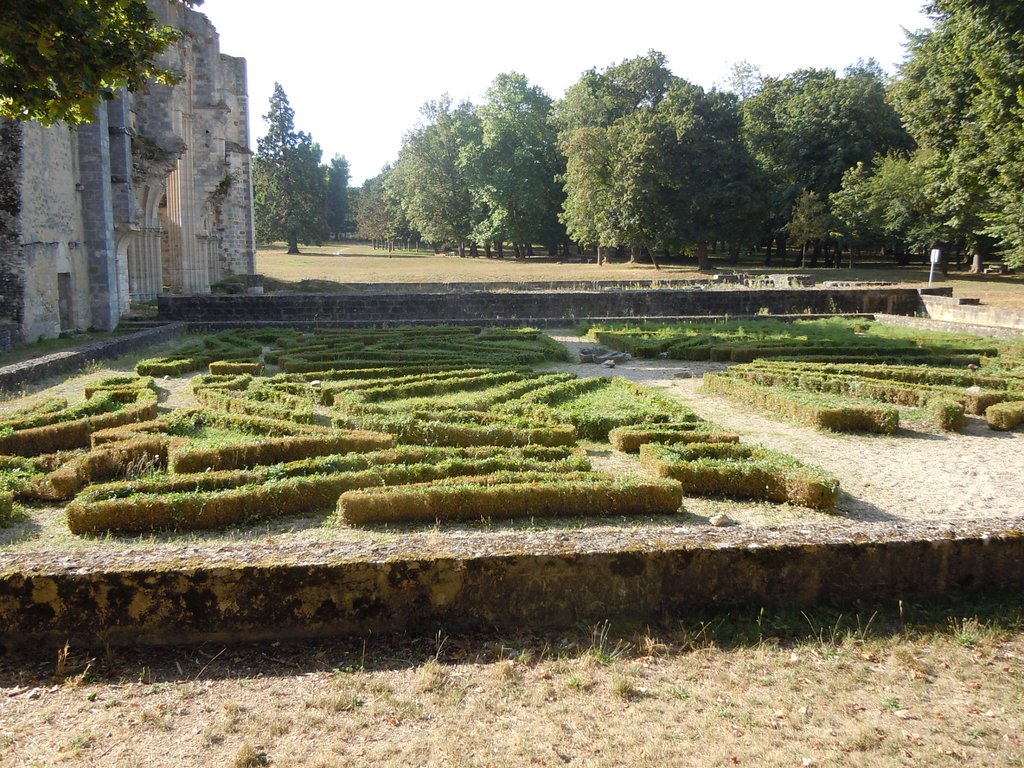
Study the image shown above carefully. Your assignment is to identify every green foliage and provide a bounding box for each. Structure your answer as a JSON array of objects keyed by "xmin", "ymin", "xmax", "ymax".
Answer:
[
  {"xmin": 253, "ymin": 83, "xmax": 327, "ymax": 253},
  {"xmin": 741, "ymin": 63, "xmax": 912, "ymax": 250},
  {"xmin": 893, "ymin": 0, "xmax": 1024, "ymax": 264},
  {"xmin": 0, "ymin": 0, "xmax": 196, "ymax": 124},
  {"xmin": 387, "ymin": 95, "xmax": 481, "ymax": 251},
  {"xmin": 639, "ymin": 442, "xmax": 839, "ymax": 510},
  {"xmin": 556, "ymin": 52, "xmax": 762, "ymax": 265},
  {"xmin": 468, "ymin": 73, "xmax": 565, "ymax": 254}
]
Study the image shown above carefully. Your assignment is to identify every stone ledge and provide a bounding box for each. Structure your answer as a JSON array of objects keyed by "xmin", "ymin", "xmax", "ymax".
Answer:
[
  {"xmin": 3, "ymin": 518, "xmax": 1021, "ymax": 650},
  {"xmin": 0, "ymin": 322, "xmax": 187, "ymax": 393}
]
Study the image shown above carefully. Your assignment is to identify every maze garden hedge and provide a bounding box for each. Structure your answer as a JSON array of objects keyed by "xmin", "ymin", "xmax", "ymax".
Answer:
[
  {"xmin": 2, "ymin": 320, "xmax": 1020, "ymax": 537},
  {"xmin": 588, "ymin": 318, "xmax": 1024, "ymax": 434}
]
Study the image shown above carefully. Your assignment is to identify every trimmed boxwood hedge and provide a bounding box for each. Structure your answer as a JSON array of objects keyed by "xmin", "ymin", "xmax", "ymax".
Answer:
[
  {"xmin": 639, "ymin": 442, "xmax": 839, "ymax": 510},
  {"xmin": 337, "ymin": 472, "xmax": 683, "ymax": 525},
  {"xmin": 703, "ymin": 373, "xmax": 900, "ymax": 434}
]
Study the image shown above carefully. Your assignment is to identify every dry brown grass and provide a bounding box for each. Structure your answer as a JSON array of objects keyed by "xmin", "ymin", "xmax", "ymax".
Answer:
[
  {"xmin": 255, "ymin": 242, "xmax": 1024, "ymax": 309},
  {"xmin": 1, "ymin": 607, "xmax": 1022, "ymax": 767}
]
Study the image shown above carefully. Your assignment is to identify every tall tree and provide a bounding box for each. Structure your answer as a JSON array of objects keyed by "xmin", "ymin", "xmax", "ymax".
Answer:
[
  {"xmin": 468, "ymin": 73, "xmax": 564, "ymax": 257},
  {"xmin": 325, "ymin": 155, "xmax": 350, "ymax": 239},
  {"xmin": 660, "ymin": 81, "xmax": 766, "ymax": 269},
  {"xmin": 893, "ymin": 0, "xmax": 1024, "ymax": 267},
  {"xmin": 252, "ymin": 83, "xmax": 327, "ymax": 254},
  {"xmin": 0, "ymin": 0, "xmax": 197, "ymax": 124},
  {"xmin": 742, "ymin": 63, "xmax": 912, "ymax": 261},
  {"xmin": 387, "ymin": 95, "xmax": 481, "ymax": 254},
  {"xmin": 556, "ymin": 51, "xmax": 673, "ymax": 263}
]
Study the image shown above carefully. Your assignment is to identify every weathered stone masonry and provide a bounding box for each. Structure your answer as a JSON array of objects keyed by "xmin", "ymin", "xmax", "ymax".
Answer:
[{"xmin": 0, "ymin": 0, "xmax": 255, "ymax": 347}]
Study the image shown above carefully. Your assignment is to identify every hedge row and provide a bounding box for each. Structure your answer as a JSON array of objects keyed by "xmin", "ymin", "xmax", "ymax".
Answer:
[
  {"xmin": 77, "ymin": 445, "xmax": 584, "ymax": 503},
  {"xmin": 747, "ymin": 360, "xmax": 1009, "ymax": 390},
  {"xmin": 639, "ymin": 442, "xmax": 839, "ymax": 510},
  {"xmin": 67, "ymin": 454, "xmax": 594, "ymax": 534},
  {"xmin": 343, "ymin": 414, "xmax": 578, "ymax": 448},
  {"xmin": 337, "ymin": 472, "xmax": 684, "ymax": 525},
  {"xmin": 169, "ymin": 429, "xmax": 393, "ymax": 473},
  {"xmin": 0, "ymin": 389, "xmax": 158, "ymax": 456},
  {"xmin": 725, "ymin": 364, "xmax": 1007, "ymax": 417},
  {"xmin": 136, "ymin": 330, "xmax": 264, "ymax": 376},
  {"xmin": 986, "ymin": 401, "xmax": 1024, "ymax": 431},
  {"xmin": 0, "ymin": 390, "xmax": 121, "ymax": 432},
  {"xmin": 608, "ymin": 423, "xmax": 740, "ymax": 453},
  {"xmin": 208, "ymin": 360, "xmax": 264, "ymax": 376},
  {"xmin": 192, "ymin": 387, "xmax": 316, "ymax": 425},
  {"xmin": 703, "ymin": 373, "xmax": 899, "ymax": 434},
  {"xmin": 38, "ymin": 437, "xmax": 168, "ymax": 500}
]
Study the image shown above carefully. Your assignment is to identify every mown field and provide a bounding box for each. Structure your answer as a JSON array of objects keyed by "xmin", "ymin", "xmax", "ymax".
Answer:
[{"xmin": 253, "ymin": 241, "xmax": 1024, "ymax": 309}]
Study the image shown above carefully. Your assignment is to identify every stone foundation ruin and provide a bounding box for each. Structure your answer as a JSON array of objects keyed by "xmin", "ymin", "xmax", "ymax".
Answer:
[{"xmin": 0, "ymin": 0, "xmax": 255, "ymax": 347}]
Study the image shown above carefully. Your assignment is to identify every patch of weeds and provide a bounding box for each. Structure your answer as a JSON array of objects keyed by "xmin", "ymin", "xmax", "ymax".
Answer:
[
  {"xmin": 612, "ymin": 674, "xmax": 638, "ymax": 701},
  {"xmin": 66, "ymin": 733, "xmax": 94, "ymax": 757},
  {"xmin": 414, "ymin": 658, "xmax": 450, "ymax": 694},
  {"xmin": 949, "ymin": 616, "xmax": 991, "ymax": 648},
  {"xmin": 880, "ymin": 694, "xmax": 903, "ymax": 713},
  {"xmin": 231, "ymin": 742, "xmax": 270, "ymax": 768},
  {"xmin": 589, "ymin": 620, "xmax": 629, "ymax": 665}
]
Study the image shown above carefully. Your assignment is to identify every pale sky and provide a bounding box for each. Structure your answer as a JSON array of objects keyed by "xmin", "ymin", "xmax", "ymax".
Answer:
[{"xmin": 200, "ymin": 0, "xmax": 933, "ymax": 186}]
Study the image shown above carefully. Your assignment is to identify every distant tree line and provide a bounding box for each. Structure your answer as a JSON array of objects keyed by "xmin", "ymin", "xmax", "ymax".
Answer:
[{"xmin": 257, "ymin": 0, "xmax": 1024, "ymax": 269}]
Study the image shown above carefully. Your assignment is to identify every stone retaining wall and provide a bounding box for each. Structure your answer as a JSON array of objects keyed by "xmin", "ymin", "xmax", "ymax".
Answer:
[
  {"xmin": 921, "ymin": 294, "xmax": 1024, "ymax": 332},
  {"xmin": 0, "ymin": 322, "xmax": 186, "ymax": 393},
  {"xmin": 159, "ymin": 287, "xmax": 927, "ymax": 325},
  {"xmin": 2, "ymin": 521, "xmax": 1022, "ymax": 650}
]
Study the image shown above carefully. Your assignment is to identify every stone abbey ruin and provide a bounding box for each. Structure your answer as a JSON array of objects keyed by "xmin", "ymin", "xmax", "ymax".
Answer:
[{"xmin": 0, "ymin": 0, "xmax": 255, "ymax": 348}]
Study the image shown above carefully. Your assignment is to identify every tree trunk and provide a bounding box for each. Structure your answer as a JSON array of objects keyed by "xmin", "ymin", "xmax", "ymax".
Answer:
[
  {"xmin": 526, "ymin": 243, "xmax": 535, "ymax": 257},
  {"xmin": 469, "ymin": 242, "xmax": 479, "ymax": 258},
  {"xmin": 696, "ymin": 241, "xmax": 711, "ymax": 272},
  {"xmin": 729, "ymin": 244, "xmax": 740, "ymax": 265},
  {"xmin": 627, "ymin": 245, "xmax": 637, "ymax": 264},
  {"xmin": 800, "ymin": 242, "xmax": 807, "ymax": 269},
  {"xmin": 484, "ymin": 242, "xmax": 492, "ymax": 258},
  {"xmin": 287, "ymin": 231, "xmax": 300, "ymax": 255},
  {"xmin": 647, "ymin": 246, "xmax": 661, "ymax": 270},
  {"xmin": 764, "ymin": 239, "xmax": 773, "ymax": 267},
  {"xmin": 970, "ymin": 252, "xmax": 983, "ymax": 273},
  {"xmin": 496, "ymin": 242, "xmax": 504, "ymax": 259},
  {"xmin": 596, "ymin": 245, "xmax": 603, "ymax": 266}
]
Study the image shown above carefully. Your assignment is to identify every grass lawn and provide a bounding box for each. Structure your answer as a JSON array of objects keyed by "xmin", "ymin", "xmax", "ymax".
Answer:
[{"xmin": 254, "ymin": 242, "xmax": 1024, "ymax": 310}]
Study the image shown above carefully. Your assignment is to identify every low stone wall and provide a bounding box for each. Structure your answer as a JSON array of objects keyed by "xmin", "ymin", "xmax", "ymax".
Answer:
[
  {"xmin": 159, "ymin": 287, "xmax": 927, "ymax": 325},
  {"xmin": 0, "ymin": 322, "xmax": 186, "ymax": 393},
  {"xmin": 2, "ymin": 519, "xmax": 1022, "ymax": 650},
  {"xmin": 921, "ymin": 294, "xmax": 1024, "ymax": 332}
]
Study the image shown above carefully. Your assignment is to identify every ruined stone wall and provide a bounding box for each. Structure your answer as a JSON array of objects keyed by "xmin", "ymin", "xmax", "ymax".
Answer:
[
  {"xmin": 16, "ymin": 122, "xmax": 91, "ymax": 340},
  {"xmin": 0, "ymin": 0, "xmax": 255, "ymax": 349},
  {"xmin": 0, "ymin": 120, "xmax": 25, "ymax": 341},
  {"xmin": 157, "ymin": 287, "xmax": 928, "ymax": 325},
  {"xmin": 132, "ymin": 0, "xmax": 255, "ymax": 297}
]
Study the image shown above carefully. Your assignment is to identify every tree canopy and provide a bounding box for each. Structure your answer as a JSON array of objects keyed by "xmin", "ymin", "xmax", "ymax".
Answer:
[
  {"xmin": 0, "ymin": 0, "xmax": 198, "ymax": 124},
  {"xmin": 252, "ymin": 83, "xmax": 327, "ymax": 254}
]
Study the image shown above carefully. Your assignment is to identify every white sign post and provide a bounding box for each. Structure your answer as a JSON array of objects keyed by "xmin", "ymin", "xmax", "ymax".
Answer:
[{"xmin": 929, "ymin": 248, "xmax": 941, "ymax": 286}]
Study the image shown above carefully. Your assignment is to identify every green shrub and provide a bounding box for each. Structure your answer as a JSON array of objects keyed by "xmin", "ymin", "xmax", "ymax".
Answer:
[
  {"xmin": 169, "ymin": 430, "xmax": 394, "ymax": 473},
  {"xmin": 337, "ymin": 473, "xmax": 683, "ymax": 525},
  {"xmin": 608, "ymin": 424, "xmax": 739, "ymax": 453},
  {"xmin": 928, "ymin": 399, "xmax": 966, "ymax": 432},
  {"xmin": 639, "ymin": 442, "xmax": 839, "ymax": 510},
  {"xmin": 986, "ymin": 401, "xmax": 1024, "ymax": 431}
]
